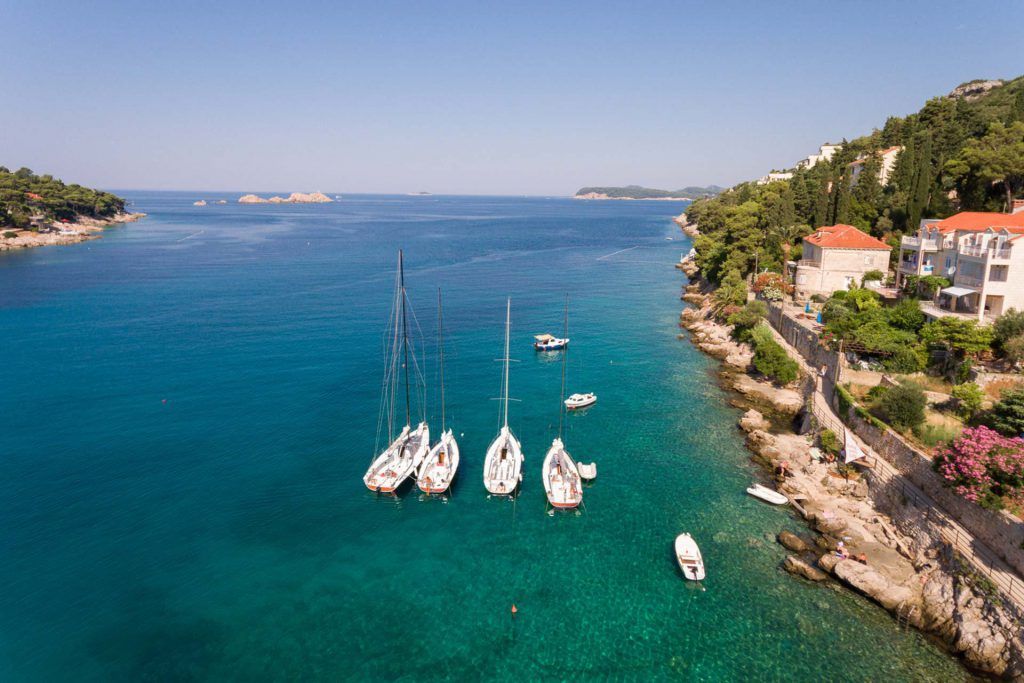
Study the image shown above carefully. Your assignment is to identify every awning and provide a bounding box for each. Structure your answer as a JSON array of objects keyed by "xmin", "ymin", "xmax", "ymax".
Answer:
[
  {"xmin": 534, "ymin": 334, "xmax": 556, "ymax": 342},
  {"xmin": 940, "ymin": 286, "xmax": 976, "ymax": 297}
]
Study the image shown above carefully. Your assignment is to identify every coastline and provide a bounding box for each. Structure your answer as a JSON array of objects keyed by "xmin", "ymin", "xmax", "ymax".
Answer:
[
  {"xmin": 0, "ymin": 212, "xmax": 145, "ymax": 253},
  {"xmin": 676, "ymin": 241, "xmax": 1024, "ymax": 678},
  {"xmin": 573, "ymin": 194, "xmax": 691, "ymax": 201}
]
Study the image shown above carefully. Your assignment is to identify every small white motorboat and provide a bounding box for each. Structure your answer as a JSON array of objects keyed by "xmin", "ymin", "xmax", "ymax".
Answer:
[
  {"xmin": 675, "ymin": 533, "xmax": 705, "ymax": 581},
  {"xmin": 746, "ymin": 483, "xmax": 788, "ymax": 506},
  {"xmin": 564, "ymin": 392, "xmax": 596, "ymax": 410},
  {"xmin": 534, "ymin": 333, "xmax": 569, "ymax": 351},
  {"xmin": 577, "ymin": 462, "xmax": 597, "ymax": 480}
]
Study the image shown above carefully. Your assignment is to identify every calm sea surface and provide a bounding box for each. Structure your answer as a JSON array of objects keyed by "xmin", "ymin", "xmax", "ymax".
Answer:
[{"xmin": 0, "ymin": 193, "xmax": 970, "ymax": 680}]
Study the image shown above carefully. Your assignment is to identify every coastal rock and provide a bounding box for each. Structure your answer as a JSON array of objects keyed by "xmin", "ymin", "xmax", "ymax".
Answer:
[
  {"xmin": 832, "ymin": 559, "xmax": 918, "ymax": 612},
  {"xmin": 238, "ymin": 192, "xmax": 333, "ymax": 204},
  {"xmin": 193, "ymin": 200, "xmax": 207, "ymax": 206},
  {"xmin": 739, "ymin": 409, "xmax": 770, "ymax": 433},
  {"xmin": 812, "ymin": 513, "xmax": 847, "ymax": 535},
  {"xmin": 784, "ymin": 555, "xmax": 827, "ymax": 581},
  {"xmin": 238, "ymin": 194, "xmax": 269, "ymax": 204},
  {"xmin": 778, "ymin": 530, "xmax": 809, "ymax": 553},
  {"xmin": 731, "ymin": 374, "xmax": 803, "ymax": 414}
]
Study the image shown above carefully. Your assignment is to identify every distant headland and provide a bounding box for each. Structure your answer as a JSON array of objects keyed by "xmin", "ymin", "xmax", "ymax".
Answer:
[
  {"xmin": 0, "ymin": 166, "xmax": 144, "ymax": 252},
  {"xmin": 238, "ymin": 192, "xmax": 334, "ymax": 204},
  {"xmin": 574, "ymin": 185, "xmax": 724, "ymax": 201}
]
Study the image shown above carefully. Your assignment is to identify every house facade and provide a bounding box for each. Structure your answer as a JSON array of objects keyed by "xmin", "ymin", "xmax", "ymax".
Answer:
[
  {"xmin": 796, "ymin": 143, "xmax": 842, "ymax": 170},
  {"xmin": 795, "ymin": 224, "xmax": 891, "ymax": 299},
  {"xmin": 896, "ymin": 208, "xmax": 1024, "ymax": 323},
  {"xmin": 756, "ymin": 172, "xmax": 794, "ymax": 185},
  {"xmin": 849, "ymin": 146, "xmax": 902, "ymax": 186}
]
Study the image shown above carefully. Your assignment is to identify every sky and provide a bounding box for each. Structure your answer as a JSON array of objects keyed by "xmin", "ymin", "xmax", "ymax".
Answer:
[{"xmin": 3, "ymin": 0, "xmax": 1024, "ymax": 195}]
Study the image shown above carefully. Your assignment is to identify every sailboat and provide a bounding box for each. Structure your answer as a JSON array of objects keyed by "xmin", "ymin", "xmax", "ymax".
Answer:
[
  {"xmin": 542, "ymin": 296, "xmax": 583, "ymax": 509},
  {"xmin": 363, "ymin": 250, "xmax": 429, "ymax": 493},
  {"xmin": 417, "ymin": 289, "xmax": 460, "ymax": 494},
  {"xmin": 483, "ymin": 299, "xmax": 524, "ymax": 495}
]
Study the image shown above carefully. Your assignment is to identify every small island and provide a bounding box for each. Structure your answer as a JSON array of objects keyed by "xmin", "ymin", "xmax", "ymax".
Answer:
[
  {"xmin": 238, "ymin": 192, "xmax": 334, "ymax": 204},
  {"xmin": 0, "ymin": 166, "xmax": 144, "ymax": 252},
  {"xmin": 574, "ymin": 184, "xmax": 723, "ymax": 200}
]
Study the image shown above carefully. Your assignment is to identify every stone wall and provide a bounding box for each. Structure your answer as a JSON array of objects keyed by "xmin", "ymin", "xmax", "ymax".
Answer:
[{"xmin": 766, "ymin": 302, "xmax": 1024, "ymax": 583}]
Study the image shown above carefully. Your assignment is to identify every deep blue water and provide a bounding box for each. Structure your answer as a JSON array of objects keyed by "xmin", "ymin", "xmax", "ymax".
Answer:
[{"xmin": 0, "ymin": 193, "xmax": 969, "ymax": 680}]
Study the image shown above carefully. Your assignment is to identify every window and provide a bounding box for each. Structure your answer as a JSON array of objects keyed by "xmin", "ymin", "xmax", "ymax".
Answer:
[
  {"xmin": 990, "ymin": 265, "xmax": 1008, "ymax": 282},
  {"xmin": 864, "ymin": 255, "xmax": 871, "ymax": 265},
  {"xmin": 797, "ymin": 274, "xmax": 807, "ymax": 284}
]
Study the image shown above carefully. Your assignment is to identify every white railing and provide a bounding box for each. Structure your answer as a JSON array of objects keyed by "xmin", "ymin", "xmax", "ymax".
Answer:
[
  {"xmin": 901, "ymin": 236, "xmax": 938, "ymax": 250},
  {"xmin": 899, "ymin": 260, "xmax": 918, "ymax": 273},
  {"xmin": 798, "ymin": 259, "xmax": 821, "ymax": 269},
  {"xmin": 954, "ymin": 274, "xmax": 984, "ymax": 288},
  {"xmin": 960, "ymin": 245, "xmax": 1013, "ymax": 260}
]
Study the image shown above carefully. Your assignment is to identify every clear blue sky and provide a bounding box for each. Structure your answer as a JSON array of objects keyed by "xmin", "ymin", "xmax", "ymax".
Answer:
[{"xmin": 3, "ymin": 0, "xmax": 1023, "ymax": 195}]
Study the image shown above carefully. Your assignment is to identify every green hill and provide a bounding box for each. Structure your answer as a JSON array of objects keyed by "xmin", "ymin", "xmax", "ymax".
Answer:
[
  {"xmin": 576, "ymin": 184, "xmax": 723, "ymax": 199},
  {"xmin": 0, "ymin": 167, "xmax": 126, "ymax": 229}
]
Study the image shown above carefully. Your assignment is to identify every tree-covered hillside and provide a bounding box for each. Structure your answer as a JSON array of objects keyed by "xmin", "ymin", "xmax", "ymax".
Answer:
[
  {"xmin": 0, "ymin": 167, "xmax": 126, "ymax": 229},
  {"xmin": 576, "ymin": 184, "xmax": 723, "ymax": 199},
  {"xmin": 685, "ymin": 75, "xmax": 1024, "ymax": 297}
]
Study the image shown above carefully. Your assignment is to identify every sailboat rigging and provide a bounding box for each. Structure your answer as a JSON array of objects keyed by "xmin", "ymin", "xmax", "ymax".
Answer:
[
  {"xmin": 417, "ymin": 289, "xmax": 460, "ymax": 494},
  {"xmin": 363, "ymin": 250, "xmax": 429, "ymax": 493},
  {"xmin": 542, "ymin": 295, "xmax": 583, "ymax": 509},
  {"xmin": 483, "ymin": 298, "xmax": 524, "ymax": 495}
]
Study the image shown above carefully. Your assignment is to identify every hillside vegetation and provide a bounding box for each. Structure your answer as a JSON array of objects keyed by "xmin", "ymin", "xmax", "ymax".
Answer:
[
  {"xmin": 576, "ymin": 184, "xmax": 723, "ymax": 199},
  {"xmin": 0, "ymin": 167, "xmax": 126, "ymax": 229},
  {"xmin": 685, "ymin": 76, "xmax": 1024, "ymax": 295}
]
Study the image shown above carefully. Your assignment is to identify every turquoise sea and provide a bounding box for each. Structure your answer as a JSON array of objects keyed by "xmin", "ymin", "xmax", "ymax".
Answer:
[{"xmin": 0, "ymin": 194, "xmax": 971, "ymax": 681}]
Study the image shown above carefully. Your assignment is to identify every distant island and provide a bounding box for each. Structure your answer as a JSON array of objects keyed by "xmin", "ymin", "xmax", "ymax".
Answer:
[
  {"xmin": 0, "ymin": 166, "xmax": 144, "ymax": 252},
  {"xmin": 575, "ymin": 185, "xmax": 724, "ymax": 200},
  {"xmin": 238, "ymin": 192, "xmax": 334, "ymax": 204}
]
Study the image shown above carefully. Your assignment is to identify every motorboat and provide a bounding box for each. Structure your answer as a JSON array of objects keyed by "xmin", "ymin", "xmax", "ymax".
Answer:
[
  {"xmin": 746, "ymin": 483, "xmax": 788, "ymax": 505},
  {"xmin": 534, "ymin": 333, "xmax": 569, "ymax": 351},
  {"xmin": 564, "ymin": 392, "xmax": 596, "ymax": 410},
  {"xmin": 484, "ymin": 299, "xmax": 524, "ymax": 495},
  {"xmin": 675, "ymin": 533, "xmax": 705, "ymax": 581}
]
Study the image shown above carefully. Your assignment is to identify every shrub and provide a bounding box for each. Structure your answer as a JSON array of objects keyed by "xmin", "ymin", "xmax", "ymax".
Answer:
[
  {"xmin": 715, "ymin": 269, "xmax": 748, "ymax": 307},
  {"xmin": 877, "ymin": 382, "xmax": 927, "ymax": 430},
  {"xmin": 750, "ymin": 324, "xmax": 799, "ymax": 384},
  {"xmin": 1003, "ymin": 334, "xmax": 1024, "ymax": 367},
  {"xmin": 886, "ymin": 298, "xmax": 926, "ymax": 333},
  {"xmin": 810, "ymin": 294, "xmax": 827, "ymax": 304},
  {"xmin": 951, "ymin": 382, "xmax": 985, "ymax": 421},
  {"xmin": 2, "ymin": 230, "xmax": 17, "ymax": 239},
  {"xmin": 993, "ymin": 309, "xmax": 1024, "ymax": 350},
  {"xmin": 866, "ymin": 385, "xmax": 890, "ymax": 402},
  {"xmin": 819, "ymin": 429, "xmax": 841, "ymax": 455},
  {"xmin": 987, "ymin": 388, "xmax": 1024, "ymax": 437},
  {"xmin": 933, "ymin": 426, "xmax": 1024, "ymax": 508},
  {"xmin": 914, "ymin": 423, "xmax": 963, "ymax": 449},
  {"xmin": 919, "ymin": 275, "xmax": 951, "ymax": 298},
  {"xmin": 727, "ymin": 300, "xmax": 768, "ymax": 343},
  {"xmin": 861, "ymin": 269, "xmax": 884, "ymax": 286},
  {"xmin": 751, "ymin": 272, "xmax": 791, "ymax": 301}
]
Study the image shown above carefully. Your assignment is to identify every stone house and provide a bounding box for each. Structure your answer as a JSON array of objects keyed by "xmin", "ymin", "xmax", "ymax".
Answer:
[{"xmin": 795, "ymin": 224, "xmax": 891, "ymax": 299}]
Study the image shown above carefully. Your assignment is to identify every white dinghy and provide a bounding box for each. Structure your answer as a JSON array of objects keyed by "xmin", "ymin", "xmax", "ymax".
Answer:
[
  {"xmin": 417, "ymin": 290, "xmax": 460, "ymax": 494},
  {"xmin": 484, "ymin": 299, "xmax": 524, "ymax": 495},
  {"xmin": 746, "ymin": 483, "xmax": 788, "ymax": 506},
  {"xmin": 675, "ymin": 533, "xmax": 705, "ymax": 581},
  {"xmin": 577, "ymin": 462, "xmax": 597, "ymax": 480},
  {"xmin": 364, "ymin": 250, "xmax": 429, "ymax": 494}
]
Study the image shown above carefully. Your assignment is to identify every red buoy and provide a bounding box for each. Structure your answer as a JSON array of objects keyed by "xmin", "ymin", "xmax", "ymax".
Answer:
[{"xmin": 511, "ymin": 604, "xmax": 518, "ymax": 617}]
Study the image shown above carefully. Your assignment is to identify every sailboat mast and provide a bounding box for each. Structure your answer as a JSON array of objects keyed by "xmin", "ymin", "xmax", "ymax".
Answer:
[
  {"xmin": 438, "ymin": 288, "xmax": 445, "ymax": 432},
  {"xmin": 503, "ymin": 298, "xmax": 511, "ymax": 429},
  {"xmin": 400, "ymin": 250, "xmax": 411, "ymax": 428},
  {"xmin": 558, "ymin": 294, "xmax": 568, "ymax": 439}
]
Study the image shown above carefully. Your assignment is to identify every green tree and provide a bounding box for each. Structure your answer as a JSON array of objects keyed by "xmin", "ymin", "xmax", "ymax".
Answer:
[
  {"xmin": 750, "ymin": 325, "xmax": 799, "ymax": 384},
  {"xmin": 993, "ymin": 308, "xmax": 1024, "ymax": 350},
  {"xmin": 715, "ymin": 269, "xmax": 748, "ymax": 307},
  {"xmin": 987, "ymin": 388, "xmax": 1024, "ymax": 437},
  {"xmin": 878, "ymin": 383, "xmax": 927, "ymax": 430},
  {"xmin": 727, "ymin": 300, "xmax": 768, "ymax": 343},
  {"xmin": 946, "ymin": 121, "xmax": 1024, "ymax": 212},
  {"xmin": 951, "ymin": 382, "xmax": 985, "ymax": 421}
]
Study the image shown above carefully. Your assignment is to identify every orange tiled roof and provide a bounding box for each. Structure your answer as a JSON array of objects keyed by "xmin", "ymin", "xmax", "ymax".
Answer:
[
  {"xmin": 803, "ymin": 224, "xmax": 890, "ymax": 250},
  {"xmin": 933, "ymin": 211, "xmax": 1024, "ymax": 234}
]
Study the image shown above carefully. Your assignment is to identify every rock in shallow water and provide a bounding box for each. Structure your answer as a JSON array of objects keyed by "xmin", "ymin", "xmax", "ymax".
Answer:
[
  {"xmin": 778, "ymin": 531, "xmax": 809, "ymax": 552},
  {"xmin": 784, "ymin": 555, "xmax": 829, "ymax": 582}
]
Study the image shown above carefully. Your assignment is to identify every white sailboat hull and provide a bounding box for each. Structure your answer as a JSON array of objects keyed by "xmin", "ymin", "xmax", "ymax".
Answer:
[
  {"xmin": 363, "ymin": 422, "xmax": 429, "ymax": 493},
  {"xmin": 483, "ymin": 425, "xmax": 523, "ymax": 495},
  {"xmin": 417, "ymin": 429, "xmax": 460, "ymax": 493},
  {"xmin": 542, "ymin": 438, "xmax": 582, "ymax": 509}
]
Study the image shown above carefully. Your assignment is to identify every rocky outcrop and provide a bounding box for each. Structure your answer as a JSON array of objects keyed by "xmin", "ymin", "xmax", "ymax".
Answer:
[
  {"xmin": 784, "ymin": 555, "xmax": 828, "ymax": 581},
  {"xmin": 0, "ymin": 212, "xmax": 145, "ymax": 253},
  {"xmin": 948, "ymin": 79, "xmax": 1004, "ymax": 101},
  {"xmin": 740, "ymin": 409, "xmax": 770, "ymax": 433},
  {"xmin": 193, "ymin": 200, "xmax": 207, "ymax": 206},
  {"xmin": 238, "ymin": 192, "xmax": 334, "ymax": 204},
  {"xmin": 731, "ymin": 374, "xmax": 803, "ymax": 414},
  {"xmin": 777, "ymin": 530, "xmax": 809, "ymax": 552}
]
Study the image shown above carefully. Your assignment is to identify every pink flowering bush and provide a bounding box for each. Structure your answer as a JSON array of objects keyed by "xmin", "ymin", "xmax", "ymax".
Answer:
[{"xmin": 933, "ymin": 426, "xmax": 1024, "ymax": 510}]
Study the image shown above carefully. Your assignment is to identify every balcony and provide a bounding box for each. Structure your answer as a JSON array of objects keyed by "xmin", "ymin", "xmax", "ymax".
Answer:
[
  {"xmin": 954, "ymin": 274, "xmax": 984, "ymax": 288},
  {"xmin": 959, "ymin": 245, "xmax": 1013, "ymax": 261},
  {"xmin": 797, "ymin": 259, "xmax": 821, "ymax": 269},
  {"xmin": 920, "ymin": 300, "xmax": 992, "ymax": 324},
  {"xmin": 901, "ymin": 236, "xmax": 939, "ymax": 250}
]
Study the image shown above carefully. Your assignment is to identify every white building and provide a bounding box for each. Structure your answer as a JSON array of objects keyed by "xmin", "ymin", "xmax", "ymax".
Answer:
[
  {"xmin": 796, "ymin": 143, "xmax": 843, "ymax": 170},
  {"xmin": 896, "ymin": 207, "xmax": 1024, "ymax": 323},
  {"xmin": 756, "ymin": 172, "xmax": 794, "ymax": 185},
  {"xmin": 849, "ymin": 146, "xmax": 903, "ymax": 186},
  {"xmin": 795, "ymin": 224, "xmax": 891, "ymax": 299}
]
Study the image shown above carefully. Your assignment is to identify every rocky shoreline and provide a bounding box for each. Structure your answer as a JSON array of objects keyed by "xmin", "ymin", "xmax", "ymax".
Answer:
[
  {"xmin": 678, "ymin": 276, "xmax": 1024, "ymax": 678},
  {"xmin": 0, "ymin": 212, "xmax": 145, "ymax": 253}
]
